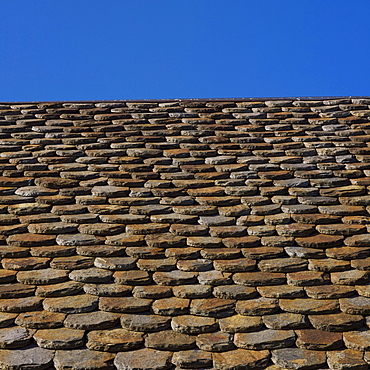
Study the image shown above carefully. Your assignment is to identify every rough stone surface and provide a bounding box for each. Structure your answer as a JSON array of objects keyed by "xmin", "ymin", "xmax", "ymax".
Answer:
[{"xmin": 213, "ymin": 349, "xmax": 270, "ymax": 370}]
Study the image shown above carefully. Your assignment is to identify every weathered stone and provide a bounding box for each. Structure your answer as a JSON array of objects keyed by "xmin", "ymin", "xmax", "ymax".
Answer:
[
  {"xmin": 309, "ymin": 312, "xmax": 363, "ymax": 331},
  {"xmin": 99, "ymin": 296, "xmax": 152, "ymax": 313},
  {"xmin": 213, "ymin": 285, "xmax": 257, "ymax": 300},
  {"xmin": 272, "ymin": 348, "xmax": 327, "ymax": 369},
  {"xmin": 0, "ymin": 283, "xmax": 35, "ymax": 299},
  {"xmin": 153, "ymin": 271, "xmax": 197, "ymax": 285},
  {"xmin": 34, "ymin": 327, "xmax": 85, "ymax": 349},
  {"xmin": 94, "ymin": 257, "xmax": 136, "ymax": 270},
  {"xmin": 258, "ymin": 258, "xmax": 307, "ymax": 273},
  {"xmin": 235, "ymin": 329, "xmax": 295, "ymax": 350},
  {"xmin": 257, "ymin": 285, "xmax": 304, "ymax": 298},
  {"xmin": 171, "ymin": 315, "xmax": 217, "ymax": 334},
  {"xmin": 0, "ymin": 326, "xmax": 33, "ymax": 348},
  {"xmin": 172, "ymin": 349, "xmax": 212, "ymax": 369},
  {"xmin": 43, "ymin": 294, "xmax": 98, "ymax": 313},
  {"xmin": 340, "ymin": 296, "xmax": 370, "ymax": 315},
  {"xmin": 308, "ymin": 258, "xmax": 350, "ymax": 272},
  {"xmin": 79, "ymin": 223, "xmax": 125, "ymax": 235},
  {"xmin": 28, "ymin": 222, "xmax": 78, "ymax": 234},
  {"xmin": 214, "ymin": 258, "xmax": 256, "ymax": 272},
  {"xmin": 327, "ymin": 349, "xmax": 368, "ymax": 370},
  {"xmin": 56, "ymin": 233, "xmax": 100, "ymax": 246},
  {"xmin": 263, "ymin": 313, "xmax": 307, "ymax": 330},
  {"xmin": 296, "ymin": 329, "xmax": 342, "ymax": 350},
  {"xmin": 50, "ymin": 256, "xmax": 94, "ymax": 270},
  {"xmin": 15, "ymin": 310, "xmax": 66, "ymax": 329},
  {"xmin": 236, "ymin": 297, "xmax": 279, "ymax": 316},
  {"xmin": 114, "ymin": 270, "xmax": 151, "ymax": 285},
  {"xmin": 0, "ymin": 345, "xmax": 54, "ymax": 369},
  {"xmin": 331, "ymin": 270, "xmax": 369, "ymax": 285},
  {"xmin": 233, "ymin": 272, "xmax": 286, "ymax": 286},
  {"xmin": 64, "ymin": 311, "xmax": 120, "ymax": 330},
  {"xmin": 54, "ymin": 348, "xmax": 115, "ymax": 370},
  {"xmin": 287, "ymin": 270, "xmax": 330, "ymax": 286},
  {"xmin": 0, "ymin": 313, "xmax": 17, "ymax": 328},
  {"xmin": 17, "ymin": 269, "xmax": 69, "ymax": 285},
  {"xmin": 296, "ymin": 234, "xmax": 343, "ymax": 248},
  {"xmin": 87, "ymin": 328, "xmax": 143, "ymax": 352},
  {"xmin": 132, "ymin": 285, "xmax": 172, "ymax": 299},
  {"xmin": 121, "ymin": 313, "xmax": 170, "ymax": 332},
  {"xmin": 6, "ymin": 233, "xmax": 55, "ymax": 247},
  {"xmin": 213, "ymin": 349, "xmax": 270, "ymax": 370},
  {"xmin": 114, "ymin": 348, "xmax": 172, "ymax": 370},
  {"xmin": 190, "ymin": 298, "xmax": 235, "ymax": 317},
  {"xmin": 0, "ymin": 296, "xmax": 42, "ymax": 312},
  {"xmin": 152, "ymin": 297, "xmax": 189, "ymax": 316},
  {"xmin": 8, "ymin": 202, "xmax": 50, "ymax": 215},
  {"xmin": 305, "ymin": 285, "xmax": 355, "ymax": 299},
  {"xmin": 198, "ymin": 271, "xmax": 232, "ymax": 285},
  {"xmin": 2, "ymin": 257, "xmax": 49, "ymax": 271},
  {"xmin": 69, "ymin": 268, "xmax": 113, "ymax": 283},
  {"xmin": 172, "ymin": 285, "xmax": 212, "ymax": 299},
  {"xmin": 36, "ymin": 281, "xmax": 84, "ymax": 297},
  {"xmin": 218, "ymin": 314, "xmax": 262, "ymax": 333},
  {"xmin": 344, "ymin": 330, "xmax": 370, "ymax": 351},
  {"xmin": 345, "ymin": 234, "xmax": 370, "ymax": 247},
  {"xmin": 196, "ymin": 331, "xmax": 234, "ymax": 352},
  {"xmin": 83, "ymin": 283, "xmax": 131, "ymax": 297},
  {"xmin": 146, "ymin": 330, "xmax": 195, "ymax": 350},
  {"xmin": 280, "ymin": 298, "xmax": 339, "ymax": 314}
]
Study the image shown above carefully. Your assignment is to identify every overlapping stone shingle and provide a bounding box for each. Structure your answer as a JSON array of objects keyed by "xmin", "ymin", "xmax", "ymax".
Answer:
[{"xmin": 1, "ymin": 97, "xmax": 370, "ymax": 369}]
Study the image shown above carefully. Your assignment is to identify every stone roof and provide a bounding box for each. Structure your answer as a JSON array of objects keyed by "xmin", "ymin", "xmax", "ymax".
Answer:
[{"xmin": 0, "ymin": 98, "xmax": 370, "ymax": 369}]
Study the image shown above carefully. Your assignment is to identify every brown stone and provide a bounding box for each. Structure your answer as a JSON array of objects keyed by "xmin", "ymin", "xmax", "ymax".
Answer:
[
  {"xmin": 0, "ymin": 326, "xmax": 34, "ymax": 348},
  {"xmin": 17, "ymin": 268, "xmax": 69, "ymax": 285},
  {"xmin": 280, "ymin": 298, "xmax": 339, "ymax": 314},
  {"xmin": 6, "ymin": 233, "xmax": 55, "ymax": 247},
  {"xmin": 258, "ymin": 258, "xmax": 308, "ymax": 273},
  {"xmin": 233, "ymin": 272, "xmax": 286, "ymax": 286},
  {"xmin": 114, "ymin": 348, "xmax": 172, "ymax": 370},
  {"xmin": 0, "ymin": 296, "xmax": 42, "ymax": 312},
  {"xmin": 64, "ymin": 311, "xmax": 120, "ymax": 330},
  {"xmin": 153, "ymin": 271, "xmax": 197, "ymax": 285},
  {"xmin": 343, "ymin": 330, "xmax": 370, "ymax": 351},
  {"xmin": 50, "ymin": 256, "xmax": 94, "ymax": 269},
  {"xmin": 345, "ymin": 234, "xmax": 370, "ymax": 247},
  {"xmin": 263, "ymin": 313, "xmax": 307, "ymax": 330},
  {"xmin": 340, "ymin": 296, "xmax": 370, "ymax": 315},
  {"xmin": 15, "ymin": 310, "xmax": 66, "ymax": 329},
  {"xmin": 172, "ymin": 350, "xmax": 212, "ymax": 369},
  {"xmin": 235, "ymin": 329, "xmax": 295, "ymax": 350},
  {"xmin": 152, "ymin": 297, "xmax": 189, "ymax": 316},
  {"xmin": 296, "ymin": 234, "xmax": 343, "ymax": 248},
  {"xmin": 171, "ymin": 315, "xmax": 217, "ymax": 334},
  {"xmin": 121, "ymin": 313, "xmax": 170, "ymax": 332},
  {"xmin": 33, "ymin": 327, "xmax": 85, "ymax": 349},
  {"xmin": 99, "ymin": 296, "xmax": 152, "ymax": 313},
  {"xmin": 257, "ymin": 285, "xmax": 304, "ymax": 298},
  {"xmin": 0, "ymin": 283, "xmax": 35, "ymax": 299},
  {"xmin": 296, "ymin": 329, "xmax": 342, "ymax": 350},
  {"xmin": 87, "ymin": 328, "xmax": 143, "ymax": 352},
  {"xmin": 43, "ymin": 294, "xmax": 98, "ymax": 313},
  {"xmin": 213, "ymin": 349, "xmax": 270, "ymax": 369},
  {"xmin": 172, "ymin": 284, "xmax": 212, "ymax": 299},
  {"xmin": 190, "ymin": 298, "xmax": 235, "ymax": 317},
  {"xmin": 0, "ymin": 346, "xmax": 54, "ymax": 369},
  {"xmin": 236, "ymin": 298, "xmax": 279, "ymax": 316},
  {"xmin": 28, "ymin": 222, "xmax": 78, "ymax": 234},
  {"xmin": 287, "ymin": 271, "xmax": 330, "ymax": 286},
  {"xmin": 305, "ymin": 285, "xmax": 355, "ymax": 299},
  {"xmin": 54, "ymin": 348, "xmax": 115, "ymax": 370},
  {"xmin": 196, "ymin": 331, "xmax": 234, "ymax": 352},
  {"xmin": 327, "ymin": 349, "xmax": 368, "ymax": 370},
  {"xmin": 272, "ymin": 348, "xmax": 327, "ymax": 369},
  {"xmin": 145, "ymin": 330, "xmax": 195, "ymax": 350},
  {"xmin": 2, "ymin": 257, "xmax": 49, "ymax": 271},
  {"xmin": 214, "ymin": 258, "xmax": 255, "ymax": 272},
  {"xmin": 213, "ymin": 285, "xmax": 257, "ymax": 300},
  {"xmin": 79, "ymin": 223, "xmax": 125, "ymax": 235},
  {"xmin": 309, "ymin": 312, "xmax": 363, "ymax": 331},
  {"xmin": 36, "ymin": 281, "xmax": 84, "ymax": 297},
  {"xmin": 308, "ymin": 258, "xmax": 350, "ymax": 272}
]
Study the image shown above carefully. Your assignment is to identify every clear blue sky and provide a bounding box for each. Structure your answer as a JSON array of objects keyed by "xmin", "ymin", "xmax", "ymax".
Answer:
[{"xmin": 1, "ymin": 1, "xmax": 369, "ymax": 101}]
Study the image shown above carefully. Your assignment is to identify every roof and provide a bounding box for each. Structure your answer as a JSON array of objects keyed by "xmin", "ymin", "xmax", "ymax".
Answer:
[{"xmin": 0, "ymin": 97, "xmax": 370, "ymax": 369}]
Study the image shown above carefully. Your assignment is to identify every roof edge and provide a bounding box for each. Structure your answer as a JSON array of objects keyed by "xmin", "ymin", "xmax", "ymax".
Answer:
[{"xmin": 1, "ymin": 96, "xmax": 370, "ymax": 104}]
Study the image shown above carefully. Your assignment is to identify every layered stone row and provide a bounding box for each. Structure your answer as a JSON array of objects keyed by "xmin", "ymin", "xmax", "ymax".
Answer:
[{"xmin": 1, "ymin": 98, "xmax": 370, "ymax": 369}]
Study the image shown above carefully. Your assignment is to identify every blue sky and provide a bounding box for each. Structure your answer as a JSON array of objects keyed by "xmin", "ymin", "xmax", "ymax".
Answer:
[{"xmin": 0, "ymin": 1, "xmax": 369, "ymax": 101}]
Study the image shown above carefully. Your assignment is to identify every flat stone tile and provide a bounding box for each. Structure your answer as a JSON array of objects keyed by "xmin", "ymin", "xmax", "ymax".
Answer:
[
  {"xmin": 34, "ymin": 327, "xmax": 85, "ymax": 349},
  {"xmin": 87, "ymin": 328, "xmax": 143, "ymax": 352},
  {"xmin": 213, "ymin": 349, "xmax": 270, "ymax": 369},
  {"xmin": 0, "ymin": 345, "xmax": 54, "ymax": 369},
  {"xmin": 54, "ymin": 348, "xmax": 115, "ymax": 370},
  {"xmin": 114, "ymin": 348, "xmax": 172, "ymax": 370}
]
